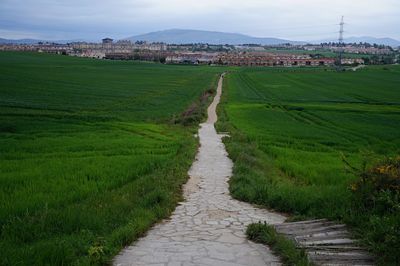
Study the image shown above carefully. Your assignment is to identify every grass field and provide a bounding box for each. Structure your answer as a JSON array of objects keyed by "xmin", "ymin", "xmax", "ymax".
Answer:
[
  {"xmin": 0, "ymin": 52, "xmax": 221, "ymax": 265},
  {"xmin": 2, "ymin": 52, "xmax": 399, "ymax": 264},
  {"xmin": 217, "ymin": 66, "xmax": 400, "ymax": 264}
]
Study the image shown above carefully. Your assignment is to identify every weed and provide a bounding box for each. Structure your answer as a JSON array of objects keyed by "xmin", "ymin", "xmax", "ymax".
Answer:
[{"xmin": 247, "ymin": 222, "xmax": 312, "ymax": 266}]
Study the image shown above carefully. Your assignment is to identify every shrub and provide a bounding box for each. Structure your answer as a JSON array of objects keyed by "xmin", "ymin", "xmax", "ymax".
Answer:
[
  {"xmin": 348, "ymin": 156, "xmax": 400, "ymax": 264},
  {"xmin": 173, "ymin": 88, "xmax": 215, "ymax": 126},
  {"xmin": 350, "ymin": 156, "xmax": 400, "ymax": 211}
]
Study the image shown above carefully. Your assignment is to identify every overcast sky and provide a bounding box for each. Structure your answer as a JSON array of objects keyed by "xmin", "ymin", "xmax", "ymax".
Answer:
[{"xmin": 0, "ymin": 0, "xmax": 399, "ymax": 41}]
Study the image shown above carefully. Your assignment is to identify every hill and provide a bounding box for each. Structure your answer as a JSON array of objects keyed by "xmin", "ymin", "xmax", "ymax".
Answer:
[
  {"xmin": 0, "ymin": 38, "xmax": 84, "ymax": 44},
  {"xmin": 344, "ymin": 36, "xmax": 400, "ymax": 47},
  {"xmin": 317, "ymin": 36, "xmax": 400, "ymax": 47},
  {"xmin": 125, "ymin": 29, "xmax": 304, "ymax": 45},
  {"xmin": 2, "ymin": 31, "xmax": 399, "ymax": 47}
]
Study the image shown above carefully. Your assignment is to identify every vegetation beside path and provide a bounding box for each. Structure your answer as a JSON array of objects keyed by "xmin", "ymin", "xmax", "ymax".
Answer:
[
  {"xmin": 217, "ymin": 66, "xmax": 400, "ymax": 264},
  {"xmin": 0, "ymin": 52, "xmax": 222, "ymax": 265},
  {"xmin": 246, "ymin": 222, "xmax": 312, "ymax": 266}
]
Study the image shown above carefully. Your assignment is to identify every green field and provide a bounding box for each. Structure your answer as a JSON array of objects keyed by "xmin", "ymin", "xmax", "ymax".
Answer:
[
  {"xmin": 1, "ymin": 52, "xmax": 399, "ymax": 265},
  {"xmin": 0, "ymin": 52, "xmax": 221, "ymax": 265},
  {"xmin": 217, "ymin": 66, "xmax": 400, "ymax": 263}
]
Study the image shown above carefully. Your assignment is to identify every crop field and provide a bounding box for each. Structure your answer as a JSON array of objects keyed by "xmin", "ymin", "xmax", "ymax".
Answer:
[
  {"xmin": 0, "ymin": 52, "xmax": 221, "ymax": 265},
  {"xmin": 218, "ymin": 66, "xmax": 400, "ymax": 263}
]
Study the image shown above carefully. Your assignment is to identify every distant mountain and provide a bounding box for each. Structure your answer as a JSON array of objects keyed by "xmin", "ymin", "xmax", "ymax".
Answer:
[
  {"xmin": 126, "ymin": 29, "xmax": 304, "ymax": 45},
  {"xmin": 344, "ymin": 36, "xmax": 400, "ymax": 47},
  {"xmin": 2, "ymin": 31, "xmax": 399, "ymax": 47},
  {"xmin": 316, "ymin": 36, "xmax": 400, "ymax": 47},
  {"xmin": 0, "ymin": 38, "xmax": 85, "ymax": 44},
  {"xmin": 0, "ymin": 38, "xmax": 42, "ymax": 44}
]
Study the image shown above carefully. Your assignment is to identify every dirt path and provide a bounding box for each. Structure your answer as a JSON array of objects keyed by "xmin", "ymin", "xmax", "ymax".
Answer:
[
  {"xmin": 114, "ymin": 74, "xmax": 285, "ymax": 266},
  {"xmin": 351, "ymin": 64, "xmax": 366, "ymax": 71}
]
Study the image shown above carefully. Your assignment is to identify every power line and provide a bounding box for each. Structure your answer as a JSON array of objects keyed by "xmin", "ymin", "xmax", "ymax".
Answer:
[
  {"xmin": 337, "ymin": 16, "xmax": 344, "ymax": 71},
  {"xmin": 339, "ymin": 16, "xmax": 344, "ymax": 43}
]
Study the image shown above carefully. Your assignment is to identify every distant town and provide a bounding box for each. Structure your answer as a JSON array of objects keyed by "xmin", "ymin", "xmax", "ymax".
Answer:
[{"xmin": 1, "ymin": 37, "xmax": 398, "ymax": 67}]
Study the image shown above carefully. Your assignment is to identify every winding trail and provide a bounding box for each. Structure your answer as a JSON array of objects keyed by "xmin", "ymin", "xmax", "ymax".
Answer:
[{"xmin": 114, "ymin": 74, "xmax": 286, "ymax": 266}]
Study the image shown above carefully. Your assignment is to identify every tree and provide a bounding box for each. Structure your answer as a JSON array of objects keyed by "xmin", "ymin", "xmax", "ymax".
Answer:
[
  {"xmin": 382, "ymin": 55, "xmax": 394, "ymax": 64},
  {"xmin": 362, "ymin": 57, "xmax": 371, "ymax": 65}
]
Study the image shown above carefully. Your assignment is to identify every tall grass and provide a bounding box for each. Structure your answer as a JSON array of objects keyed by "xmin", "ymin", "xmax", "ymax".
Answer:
[
  {"xmin": 217, "ymin": 66, "xmax": 400, "ymax": 264},
  {"xmin": 0, "ymin": 52, "xmax": 221, "ymax": 265},
  {"xmin": 247, "ymin": 223, "xmax": 311, "ymax": 266}
]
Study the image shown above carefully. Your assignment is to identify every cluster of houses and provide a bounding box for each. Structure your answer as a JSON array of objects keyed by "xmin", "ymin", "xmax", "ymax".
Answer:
[
  {"xmin": 216, "ymin": 52, "xmax": 336, "ymax": 66},
  {"xmin": 70, "ymin": 38, "xmax": 167, "ymax": 59},
  {"xmin": 0, "ymin": 38, "xmax": 167, "ymax": 59},
  {"xmin": 302, "ymin": 44, "xmax": 394, "ymax": 55},
  {"xmin": 162, "ymin": 52, "xmax": 364, "ymax": 66},
  {"xmin": 0, "ymin": 37, "xmax": 369, "ymax": 66},
  {"xmin": 108, "ymin": 51, "xmax": 363, "ymax": 66},
  {"xmin": 0, "ymin": 43, "xmax": 71, "ymax": 53},
  {"xmin": 165, "ymin": 52, "xmax": 218, "ymax": 64},
  {"xmin": 329, "ymin": 46, "xmax": 392, "ymax": 55}
]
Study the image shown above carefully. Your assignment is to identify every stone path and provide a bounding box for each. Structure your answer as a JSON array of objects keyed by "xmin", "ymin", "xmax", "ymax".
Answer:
[
  {"xmin": 275, "ymin": 219, "xmax": 375, "ymax": 266},
  {"xmin": 114, "ymin": 74, "xmax": 286, "ymax": 266}
]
